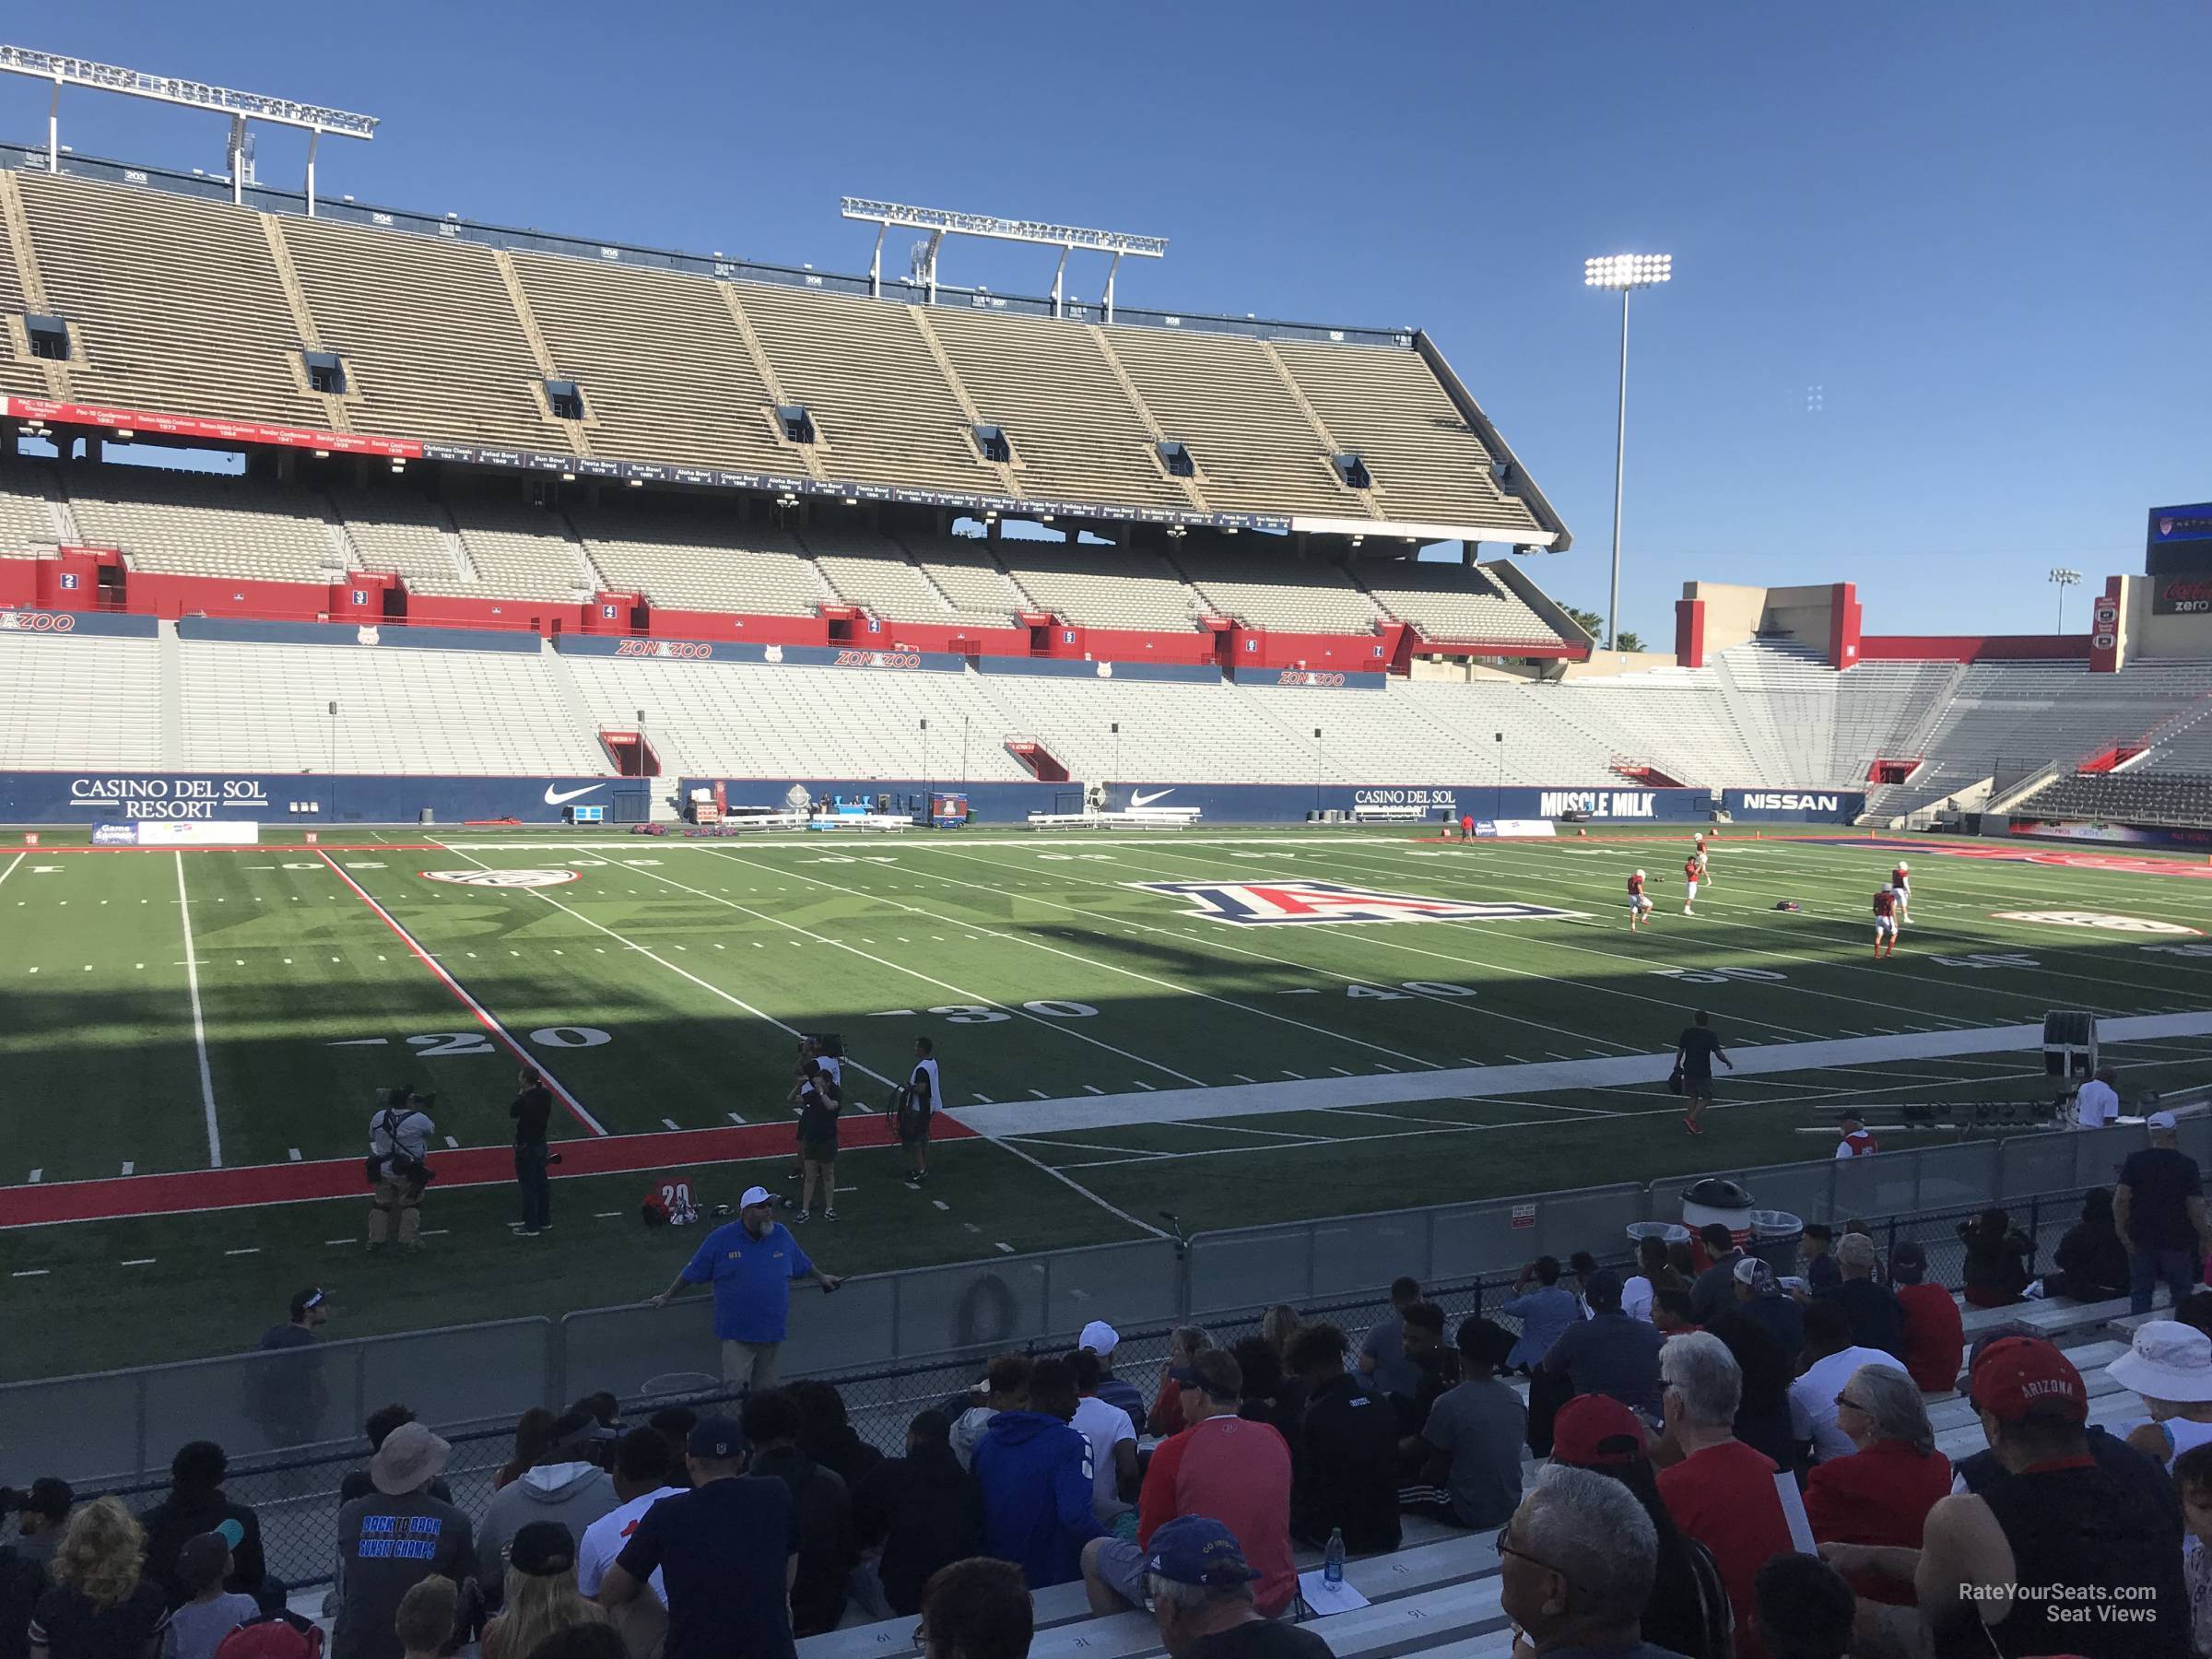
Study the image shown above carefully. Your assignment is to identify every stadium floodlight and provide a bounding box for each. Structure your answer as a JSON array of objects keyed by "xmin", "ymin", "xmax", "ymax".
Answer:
[
  {"xmin": 2049, "ymin": 567, "xmax": 2084, "ymax": 634},
  {"xmin": 841, "ymin": 197, "xmax": 1167, "ymax": 320},
  {"xmin": 1583, "ymin": 253, "xmax": 1674, "ymax": 653},
  {"xmin": 0, "ymin": 45, "xmax": 377, "ymax": 214}
]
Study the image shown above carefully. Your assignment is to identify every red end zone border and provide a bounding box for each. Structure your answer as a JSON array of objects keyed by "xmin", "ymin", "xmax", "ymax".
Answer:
[{"xmin": 0, "ymin": 1115, "xmax": 959, "ymax": 1228}]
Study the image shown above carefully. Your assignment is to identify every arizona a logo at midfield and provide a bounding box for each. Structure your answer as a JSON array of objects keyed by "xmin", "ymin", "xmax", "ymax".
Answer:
[{"xmin": 1132, "ymin": 878, "xmax": 1576, "ymax": 926}]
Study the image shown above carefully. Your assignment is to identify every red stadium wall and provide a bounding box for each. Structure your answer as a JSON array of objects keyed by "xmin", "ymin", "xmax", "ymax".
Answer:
[
  {"xmin": 1830, "ymin": 582, "xmax": 1862, "ymax": 667},
  {"xmin": 1857, "ymin": 634, "xmax": 2092, "ymax": 663},
  {"xmin": 1675, "ymin": 599, "xmax": 1706, "ymax": 667}
]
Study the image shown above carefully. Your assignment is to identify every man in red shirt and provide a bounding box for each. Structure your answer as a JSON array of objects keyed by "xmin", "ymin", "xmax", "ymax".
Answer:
[
  {"xmin": 1834, "ymin": 1112, "xmax": 1878, "ymax": 1159},
  {"xmin": 1872, "ymin": 886, "xmax": 1899, "ymax": 959},
  {"xmin": 1081, "ymin": 1349, "xmax": 1296, "ymax": 1619},
  {"xmin": 1627, "ymin": 868, "xmax": 1653, "ymax": 932},
  {"xmin": 1683, "ymin": 855, "xmax": 1702, "ymax": 915},
  {"xmin": 1654, "ymin": 1331, "xmax": 1794, "ymax": 1659},
  {"xmin": 1886, "ymin": 1241, "xmax": 1963, "ymax": 1394}
]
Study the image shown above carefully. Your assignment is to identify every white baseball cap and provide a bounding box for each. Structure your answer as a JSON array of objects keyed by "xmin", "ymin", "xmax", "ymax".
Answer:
[
  {"xmin": 1897, "ymin": 861, "xmax": 1909, "ymax": 870},
  {"xmin": 1079, "ymin": 1320, "xmax": 1121, "ymax": 1356},
  {"xmin": 739, "ymin": 1185, "xmax": 775, "ymax": 1209},
  {"xmin": 2149, "ymin": 1110, "xmax": 2179, "ymax": 1132},
  {"xmin": 1634, "ymin": 869, "xmax": 1646, "ymax": 879},
  {"xmin": 2109, "ymin": 1320, "xmax": 2212, "ymax": 1403}
]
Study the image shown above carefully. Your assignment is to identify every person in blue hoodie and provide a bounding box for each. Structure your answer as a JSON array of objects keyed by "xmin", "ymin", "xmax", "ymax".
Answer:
[{"xmin": 970, "ymin": 1356, "xmax": 1102, "ymax": 1588}]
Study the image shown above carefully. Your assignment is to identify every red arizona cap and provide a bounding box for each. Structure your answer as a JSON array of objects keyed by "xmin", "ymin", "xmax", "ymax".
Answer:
[
  {"xmin": 1970, "ymin": 1335, "xmax": 2088, "ymax": 1424},
  {"xmin": 1549, "ymin": 1393, "xmax": 1651, "ymax": 1466}
]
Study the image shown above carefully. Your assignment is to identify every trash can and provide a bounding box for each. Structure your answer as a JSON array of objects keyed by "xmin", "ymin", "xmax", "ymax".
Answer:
[
  {"xmin": 1625, "ymin": 1220, "xmax": 1690, "ymax": 1253},
  {"xmin": 1681, "ymin": 1177, "xmax": 1755, "ymax": 1270},
  {"xmin": 418, "ymin": 807, "xmax": 434, "ymax": 825},
  {"xmin": 1749, "ymin": 1209, "xmax": 1804, "ymax": 1277}
]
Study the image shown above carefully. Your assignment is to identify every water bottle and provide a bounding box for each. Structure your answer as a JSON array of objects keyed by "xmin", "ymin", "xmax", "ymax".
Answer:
[{"xmin": 1324, "ymin": 1526, "xmax": 1345, "ymax": 1586}]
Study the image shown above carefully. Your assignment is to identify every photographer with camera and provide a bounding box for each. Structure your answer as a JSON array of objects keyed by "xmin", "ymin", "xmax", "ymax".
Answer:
[
  {"xmin": 367, "ymin": 1086, "xmax": 437, "ymax": 1252},
  {"xmin": 512, "ymin": 1067, "xmax": 557, "ymax": 1237}
]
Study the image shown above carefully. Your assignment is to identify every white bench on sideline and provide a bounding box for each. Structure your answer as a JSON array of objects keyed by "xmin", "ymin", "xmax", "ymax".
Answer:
[{"xmin": 1350, "ymin": 806, "xmax": 1428, "ymax": 823}]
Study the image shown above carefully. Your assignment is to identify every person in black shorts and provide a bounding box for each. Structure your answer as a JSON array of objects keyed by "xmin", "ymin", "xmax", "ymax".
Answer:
[
  {"xmin": 795, "ymin": 1061, "xmax": 842, "ymax": 1223},
  {"xmin": 901, "ymin": 1037, "xmax": 939, "ymax": 1187},
  {"xmin": 1676, "ymin": 1010, "xmax": 1733, "ymax": 1136}
]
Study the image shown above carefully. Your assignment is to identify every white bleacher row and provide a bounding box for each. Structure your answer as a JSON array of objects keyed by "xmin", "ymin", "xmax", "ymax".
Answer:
[
  {"xmin": 0, "ymin": 465, "xmax": 1566, "ymax": 639},
  {"xmin": 0, "ymin": 632, "xmax": 163, "ymax": 769}
]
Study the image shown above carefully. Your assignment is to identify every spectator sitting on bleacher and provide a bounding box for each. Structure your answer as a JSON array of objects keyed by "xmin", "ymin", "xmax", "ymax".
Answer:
[
  {"xmin": 916, "ymin": 1559, "xmax": 1032, "ymax": 1659},
  {"xmin": 1813, "ymin": 1233, "xmax": 1905, "ymax": 1359},
  {"xmin": 2171, "ymin": 1443, "xmax": 2212, "ymax": 1659},
  {"xmin": 1833, "ymin": 1336, "xmax": 2193, "ymax": 1658},
  {"xmin": 1358, "ymin": 1277, "xmax": 1424, "ymax": 1401},
  {"xmin": 1068, "ymin": 1350, "xmax": 1141, "ymax": 1535},
  {"xmin": 851, "ymin": 1412, "xmax": 979, "ymax": 1620},
  {"xmin": 1956, "ymin": 1207, "xmax": 2035, "ymax": 1310},
  {"xmin": 1499, "ymin": 1466, "xmax": 1678, "ymax": 1659},
  {"xmin": 740, "ymin": 1390, "xmax": 852, "ymax": 1636},
  {"xmin": 1502, "ymin": 1258, "xmax": 1582, "ymax": 1375},
  {"xmin": 1883, "ymin": 1241, "xmax": 1963, "ymax": 1394},
  {"xmin": 971, "ymin": 1356, "xmax": 1100, "ymax": 1591},
  {"xmin": 1230, "ymin": 1338, "xmax": 1308, "ymax": 1453},
  {"xmin": 1540, "ymin": 1269, "xmax": 1666, "ymax": 1422},
  {"xmin": 1391, "ymin": 1301, "xmax": 1459, "ymax": 1441},
  {"xmin": 1754, "ymin": 1555, "xmax": 1854, "ymax": 1659},
  {"xmin": 1083, "ymin": 1349, "xmax": 1296, "ymax": 1620},
  {"xmin": 477, "ymin": 1412, "xmax": 617, "ymax": 1615},
  {"xmin": 575, "ymin": 1429, "xmax": 679, "ymax": 1659},
  {"xmin": 1798, "ymin": 1224, "xmax": 1840, "ymax": 1292},
  {"xmin": 953, "ymin": 1355, "xmax": 1033, "ymax": 1473},
  {"xmin": 1652, "ymin": 1288, "xmax": 1700, "ymax": 1339},
  {"xmin": 645, "ymin": 1409, "xmax": 695, "ymax": 1491},
  {"xmin": 1689, "ymin": 1227, "xmax": 1747, "ymax": 1327},
  {"xmin": 1730, "ymin": 1259, "xmax": 1803, "ymax": 1363},
  {"xmin": 1654, "ymin": 1332, "xmax": 1794, "ymax": 1658},
  {"xmin": 1623, "ymin": 1236, "xmax": 1685, "ymax": 1323},
  {"xmin": 789, "ymin": 1380, "xmax": 885, "ymax": 1494},
  {"xmin": 29, "ymin": 1500, "xmax": 170, "ymax": 1659},
  {"xmin": 333, "ymin": 1425, "xmax": 476, "ymax": 1659},
  {"xmin": 1135, "ymin": 1518, "xmax": 1328, "ymax": 1659},
  {"xmin": 1693, "ymin": 1311, "xmax": 1796, "ymax": 1472},
  {"xmin": 1788, "ymin": 1302, "xmax": 1900, "ymax": 1466},
  {"xmin": 136, "ymin": 1443, "xmax": 265, "ymax": 1612},
  {"xmin": 1403, "ymin": 1317, "xmax": 1522, "ymax": 1532},
  {"xmin": 497, "ymin": 1410, "xmax": 562, "ymax": 1493},
  {"xmin": 339, "ymin": 1406, "xmax": 454, "ymax": 1506},
  {"xmin": 1281, "ymin": 1322, "xmax": 1401, "ymax": 1552},
  {"xmin": 0, "ymin": 1478, "xmax": 71, "ymax": 1659},
  {"xmin": 479, "ymin": 1523, "xmax": 605, "ymax": 1659},
  {"xmin": 2113, "ymin": 1320, "xmax": 2212, "ymax": 1471},
  {"xmin": 392, "ymin": 1576, "xmax": 457, "ymax": 1659},
  {"xmin": 2119, "ymin": 1110, "xmax": 2212, "ymax": 1316},
  {"xmin": 161, "ymin": 1531, "xmax": 259, "ymax": 1659},
  {"xmin": 1802, "ymin": 1363, "xmax": 1949, "ymax": 1609},
  {"xmin": 2048, "ymin": 1187, "xmax": 2131, "ymax": 1303},
  {"xmin": 1078, "ymin": 1323, "xmax": 1148, "ymax": 1434},
  {"xmin": 1147, "ymin": 1329, "xmax": 1215, "ymax": 1439},
  {"xmin": 1547, "ymin": 1394, "xmax": 1734, "ymax": 1659}
]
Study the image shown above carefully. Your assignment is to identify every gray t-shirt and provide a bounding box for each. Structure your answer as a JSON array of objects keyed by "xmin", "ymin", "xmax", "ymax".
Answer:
[
  {"xmin": 1418, "ymin": 1376, "xmax": 1527, "ymax": 1528},
  {"xmin": 333, "ymin": 1489, "xmax": 476, "ymax": 1659},
  {"xmin": 1359, "ymin": 1315, "xmax": 1419, "ymax": 1399},
  {"xmin": 163, "ymin": 1594, "xmax": 261, "ymax": 1659}
]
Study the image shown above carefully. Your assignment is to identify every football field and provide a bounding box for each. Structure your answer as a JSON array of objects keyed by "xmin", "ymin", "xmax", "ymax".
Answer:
[{"xmin": 6, "ymin": 823, "xmax": 2212, "ymax": 1379}]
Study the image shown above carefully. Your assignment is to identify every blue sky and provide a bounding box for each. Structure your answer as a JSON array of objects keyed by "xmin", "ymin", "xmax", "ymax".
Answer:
[{"xmin": 12, "ymin": 3, "xmax": 2208, "ymax": 642}]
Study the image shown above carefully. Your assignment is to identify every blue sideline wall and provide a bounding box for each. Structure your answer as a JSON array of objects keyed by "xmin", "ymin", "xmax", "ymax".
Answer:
[{"xmin": 0, "ymin": 773, "xmax": 651, "ymax": 826}]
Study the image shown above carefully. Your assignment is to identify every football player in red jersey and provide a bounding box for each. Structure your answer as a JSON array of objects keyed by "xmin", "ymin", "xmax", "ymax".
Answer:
[
  {"xmin": 1872, "ymin": 885, "xmax": 1900, "ymax": 958},
  {"xmin": 1890, "ymin": 860, "xmax": 1911, "ymax": 924},
  {"xmin": 1628, "ymin": 867, "xmax": 1653, "ymax": 930},
  {"xmin": 1683, "ymin": 854, "xmax": 1701, "ymax": 915}
]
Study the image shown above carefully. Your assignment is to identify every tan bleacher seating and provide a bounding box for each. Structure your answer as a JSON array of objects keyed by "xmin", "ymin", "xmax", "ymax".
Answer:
[
  {"xmin": 1173, "ymin": 545, "xmax": 1382, "ymax": 633},
  {"xmin": 509, "ymin": 253, "xmax": 789, "ymax": 472},
  {"xmin": 0, "ymin": 465, "xmax": 62, "ymax": 557},
  {"xmin": 0, "ymin": 182, "xmax": 53, "ymax": 402},
  {"xmin": 995, "ymin": 541, "xmax": 1202, "ymax": 631},
  {"xmin": 63, "ymin": 467, "xmax": 336, "ymax": 584},
  {"xmin": 570, "ymin": 506, "xmax": 826, "ymax": 615},
  {"xmin": 1359, "ymin": 559, "xmax": 1559, "ymax": 644},
  {"xmin": 331, "ymin": 489, "xmax": 463, "ymax": 589},
  {"xmin": 1100, "ymin": 325, "xmax": 1356, "ymax": 516},
  {"xmin": 443, "ymin": 501, "xmax": 595, "ymax": 600},
  {"xmin": 279, "ymin": 215, "xmax": 567, "ymax": 451},
  {"xmin": 1273, "ymin": 340, "xmax": 1541, "ymax": 533},
  {"xmin": 0, "ymin": 632, "xmax": 161, "ymax": 767},
  {"xmin": 735, "ymin": 286, "xmax": 991, "ymax": 493},
  {"xmin": 898, "ymin": 534, "xmax": 1026, "ymax": 627},
  {"xmin": 15, "ymin": 171, "xmax": 328, "ymax": 426},
  {"xmin": 924, "ymin": 310, "xmax": 1188, "ymax": 510},
  {"xmin": 804, "ymin": 527, "xmax": 960, "ymax": 623}
]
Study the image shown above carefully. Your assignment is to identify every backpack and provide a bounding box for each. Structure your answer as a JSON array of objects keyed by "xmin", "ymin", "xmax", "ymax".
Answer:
[
  {"xmin": 368, "ymin": 1108, "xmax": 430, "ymax": 1186},
  {"xmin": 214, "ymin": 1614, "xmax": 324, "ymax": 1659}
]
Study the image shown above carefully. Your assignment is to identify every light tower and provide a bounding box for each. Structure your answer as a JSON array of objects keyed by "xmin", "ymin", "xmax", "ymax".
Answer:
[{"xmin": 1584, "ymin": 253, "xmax": 1674, "ymax": 651}]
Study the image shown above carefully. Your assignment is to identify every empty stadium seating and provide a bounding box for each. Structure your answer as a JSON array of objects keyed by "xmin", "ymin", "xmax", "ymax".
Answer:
[
  {"xmin": 0, "ymin": 629, "xmax": 161, "ymax": 767},
  {"xmin": 801, "ymin": 525, "xmax": 969, "ymax": 624},
  {"xmin": 994, "ymin": 541, "xmax": 1204, "ymax": 632},
  {"xmin": 570, "ymin": 506, "xmax": 828, "ymax": 616},
  {"xmin": 0, "ymin": 465, "xmax": 64, "ymax": 556},
  {"xmin": 2013, "ymin": 769, "xmax": 2212, "ymax": 829},
  {"xmin": 61, "ymin": 466, "xmax": 338, "ymax": 585},
  {"xmin": 1173, "ymin": 545, "xmax": 1384, "ymax": 633},
  {"xmin": 1360, "ymin": 559, "xmax": 1562, "ymax": 645}
]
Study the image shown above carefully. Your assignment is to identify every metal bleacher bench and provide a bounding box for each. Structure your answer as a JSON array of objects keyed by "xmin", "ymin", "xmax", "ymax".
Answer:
[
  {"xmin": 1350, "ymin": 806, "xmax": 1428, "ymax": 823},
  {"xmin": 1026, "ymin": 807, "xmax": 1203, "ymax": 830},
  {"xmin": 802, "ymin": 1518, "xmax": 1499, "ymax": 1659}
]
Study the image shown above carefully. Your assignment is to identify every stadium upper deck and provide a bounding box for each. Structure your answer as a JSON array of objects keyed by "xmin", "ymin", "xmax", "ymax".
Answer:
[{"xmin": 0, "ymin": 151, "xmax": 1567, "ymax": 549}]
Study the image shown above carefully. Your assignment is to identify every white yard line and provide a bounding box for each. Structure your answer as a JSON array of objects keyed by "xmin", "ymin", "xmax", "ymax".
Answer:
[
  {"xmin": 175, "ymin": 853, "xmax": 223, "ymax": 1169},
  {"xmin": 0, "ymin": 852, "xmax": 23, "ymax": 891},
  {"xmin": 948, "ymin": 1008, "xmax": 2212, "ymax": 1137},
  {"xmin": 982, "ymin": 1131, "xmax": 1169, "ymax": 1239},
  {"xmin": 705, "ymin": 847, "xmax": 1446, "ymax": 1072}
]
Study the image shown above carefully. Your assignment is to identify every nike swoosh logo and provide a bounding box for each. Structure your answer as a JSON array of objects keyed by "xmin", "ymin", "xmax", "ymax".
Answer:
[
  {"xmin": 544, "ymin": 783, "xmax": 606, "ymax": 806},
  {"xmin": 1129, "ymin": 789, "xmax": 1174, "ymax": 807}
]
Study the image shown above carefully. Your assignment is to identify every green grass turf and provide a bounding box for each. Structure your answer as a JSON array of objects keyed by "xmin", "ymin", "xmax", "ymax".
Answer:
[{"xmin": 6, "ymin": 825, "xmax": 2212, "ymax": 1378}]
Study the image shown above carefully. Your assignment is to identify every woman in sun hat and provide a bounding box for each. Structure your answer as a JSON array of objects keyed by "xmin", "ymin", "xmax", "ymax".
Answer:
[{"xmin": 2113, "ymin": 1320, "xmax": 2212, "ymax": 1469}]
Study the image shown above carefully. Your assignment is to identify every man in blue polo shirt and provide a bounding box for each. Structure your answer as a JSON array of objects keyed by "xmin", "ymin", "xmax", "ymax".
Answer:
[{"xmin": 647, "ymin": 1185, "xmax": 842, "ymax": 1394}]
